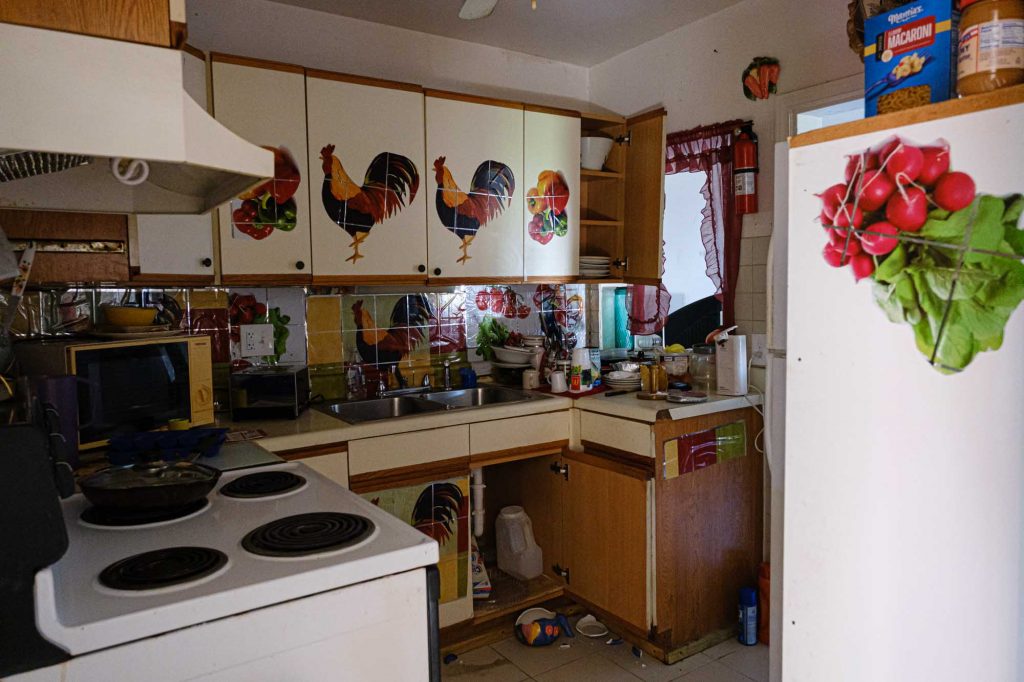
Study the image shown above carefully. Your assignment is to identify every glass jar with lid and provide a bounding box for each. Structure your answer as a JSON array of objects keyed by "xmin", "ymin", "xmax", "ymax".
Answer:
[
  {"xmin": 661, "ymin": 353, "xmax": 690, "ymax": 384},
  {"xmin": 957, "ymin": 0, "xmax": 1024, "ymax": 95},
  {"xmin": 689, "ymin": 344, "xmax": 717, "ymax": 394}
]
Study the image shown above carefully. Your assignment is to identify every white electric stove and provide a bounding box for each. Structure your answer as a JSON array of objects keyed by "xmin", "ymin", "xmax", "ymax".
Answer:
[{"xmin": 13, "ymin": 462, "xmax": 440, "ymax": 682}]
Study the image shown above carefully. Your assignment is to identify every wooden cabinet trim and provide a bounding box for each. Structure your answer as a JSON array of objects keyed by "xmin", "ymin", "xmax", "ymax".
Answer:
[
  {"xmin": 181, "ymin": 43, "xmax": 205, "ymax": 60},
  {"xmin": 129, "ymin": 272, "xmax": 215, "ymax": 285},
  {"xmin": 427, "ymin": 276, "xmax": 525, "ymax": 286},
  {"xmin": 790, "ymin": 84, "xmax": 1024, "ymax": 148},
  {"xmin": 275, "ymin": 441, "xmax": 348, "ymax": 461},
  {"xmin": 626, "ymin": 107, "xmax": 668, "ymax": 126},
  {"xmin": 424, "ymin": 89, "xmax": 525, "ymax": 111},
  {"xmin": 220, "ymin": 273, "xmax": 313, "ymax": 286},
  {"xmin": 305, "ymin": 68, "xmax": 422, "ymax": 93},
  {"xmin": 210, "ymin": 52, "xmax": 305, "ymax": 74},
  {"xmin": 470, "ymin": 440, "xmax": 568, "ymax": 467},
  {"xmin": 569, "ymin": 445, "xmax": 655, "ymax": 480},
  {"xmin": 526, "ymin": 275, "xmax": 578, "ymax": 284},
  {"xmin": 313, "ymin": 274, "xmax": 429, "ymax": 286},
  {"xmin": 0, "ymin": 0, "xmax": 173, "ymax": 47},
  {"xmin": 523, "ymin": 103, "xmax": 581, "ymax": 118},
  {"xmin": 349, "ymin": 455, "xmax": 471, "ymax": 493}
]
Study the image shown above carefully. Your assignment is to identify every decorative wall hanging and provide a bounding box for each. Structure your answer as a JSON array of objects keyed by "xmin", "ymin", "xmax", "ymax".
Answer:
[
  {"xmin": 433, "ymin": 157, "xmax": 515, "ymax": 264},
  {"xmin": 318, "ymin": 144, "xmax": 420, "ymax": 263},
  {"xmin": 741, "ymin": 57, "xmax": 780, "ymax": 101}
]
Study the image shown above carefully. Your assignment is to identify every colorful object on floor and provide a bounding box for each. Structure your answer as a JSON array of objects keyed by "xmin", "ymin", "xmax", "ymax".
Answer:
[
  {"xmin": 662, "ymin": 421, "xmax": 747, "ymax": 480},
  {"xmin": 433, "ymin": 156, "xmax": 516, "ymax": 264},
  {"xmin": 231, "ymin": 146, "xmax": 301, "ymax": 240},
  {"xmin": 526, "ymin": 170, "xmax": 570, "ymax": 245},
  {"xmin": 318, "ymin": 144, "xmax": 420, "ymax": 263},
  {"xmin": 514, "ymin": 608, "xmax": 573, "ymax": 647},
  {"xmin": 741, "ymin": 57, "xmax": 780, "ymax": 101}
]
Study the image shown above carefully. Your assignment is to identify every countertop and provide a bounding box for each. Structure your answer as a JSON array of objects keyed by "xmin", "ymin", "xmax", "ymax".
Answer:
[
  {"xmin": 217, "ymin": 393, "xmax": 575, "ymax": 452},
  {"xmin": 573, "ymin": 391, "xmax": 763, "ymax": 423}
]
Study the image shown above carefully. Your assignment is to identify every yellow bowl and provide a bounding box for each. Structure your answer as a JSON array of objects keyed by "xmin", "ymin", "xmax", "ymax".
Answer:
[{"xmin": 103, "ymin": 306, "xmax": 157, "ymax": 327}]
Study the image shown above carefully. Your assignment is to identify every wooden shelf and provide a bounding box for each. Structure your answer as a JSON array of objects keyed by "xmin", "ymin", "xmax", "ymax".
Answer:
[
  {"xmin": 576, "ymin": 278, "xmax": 624, "ymax": 284},
  {"xmin": 472, "ymin": 569, "xmax": 564, "ymax": 625},
  {"xmin": 580, "ymin": 168, "xmax": 624, "ymax": 180},
  {"xmin": 580, "ymin": 219, "xmax": 623, "ymax": 227}
]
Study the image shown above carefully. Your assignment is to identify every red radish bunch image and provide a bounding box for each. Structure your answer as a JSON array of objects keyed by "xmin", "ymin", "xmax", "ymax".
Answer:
[{"xmin": 817, "ymin": 135, "xmax": 1024, "ymax": 373}]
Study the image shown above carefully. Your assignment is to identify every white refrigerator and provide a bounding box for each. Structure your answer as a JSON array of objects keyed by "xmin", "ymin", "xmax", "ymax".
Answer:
[{"xmin": 782, "ymin": 97, "xmax": 1024, "ymax": 681}]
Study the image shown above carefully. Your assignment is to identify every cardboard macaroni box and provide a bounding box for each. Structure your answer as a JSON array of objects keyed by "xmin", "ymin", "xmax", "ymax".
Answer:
[{"xmin": 864, "ymin": 1, "xmax": 959, "ymax": 116}]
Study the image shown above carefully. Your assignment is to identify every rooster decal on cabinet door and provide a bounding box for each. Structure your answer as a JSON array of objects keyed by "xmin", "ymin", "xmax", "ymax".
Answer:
[
  {"xmin": 318, "ymin": 144, "xmax": 420, "ymax": 263},
  {"xmin": 433, "ymin": 156, "xmax": 515, "ymax": 264}
]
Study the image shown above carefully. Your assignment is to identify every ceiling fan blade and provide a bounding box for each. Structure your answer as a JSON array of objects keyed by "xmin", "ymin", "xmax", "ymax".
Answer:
[{"xmin": 458, "ymin": 0, "xmax": 499, "ymax": 20}]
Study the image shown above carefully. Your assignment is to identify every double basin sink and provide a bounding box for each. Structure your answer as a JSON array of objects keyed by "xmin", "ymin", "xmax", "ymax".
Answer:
[{"xmin": 317, "ymin": 386, "xmax": 546, "ymax": 424}]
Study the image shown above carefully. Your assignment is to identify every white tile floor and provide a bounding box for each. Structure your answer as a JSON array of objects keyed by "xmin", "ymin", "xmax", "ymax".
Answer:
[{"xmin": 442, "ymin": 631, "xmax": 768, "ymax": 682}]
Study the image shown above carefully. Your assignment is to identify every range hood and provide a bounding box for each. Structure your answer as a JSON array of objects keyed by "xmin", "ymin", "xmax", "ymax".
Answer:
[{"xmin": 0, "ymin": 23, "xmax": 273, "ymax": 215}]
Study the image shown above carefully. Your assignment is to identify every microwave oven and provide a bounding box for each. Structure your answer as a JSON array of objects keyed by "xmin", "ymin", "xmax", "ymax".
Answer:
[{"xmin": 15, "ymin": 336, "xmax": 215, "ymax": 450}]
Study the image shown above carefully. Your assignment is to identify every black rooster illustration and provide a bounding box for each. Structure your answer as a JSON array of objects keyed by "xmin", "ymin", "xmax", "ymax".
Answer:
[
  {"xmin": 319, "ymin": 144, "xmax": 419, "ymax": 263},
  {"xmin": 412, "ymin": 482, "xmax": 465, "ymax": 544},
  {"xmin": 433, "ymin": 157, "xmax": 515, "ymax": 264},
  {"xmin": 351, "ymin": 294, "xmax": 433, "ymax": 366}
]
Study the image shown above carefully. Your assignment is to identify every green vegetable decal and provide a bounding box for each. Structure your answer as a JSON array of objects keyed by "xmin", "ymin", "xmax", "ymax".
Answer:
[
  {"xmin": 820, "ymin": 136, "xmax": 1024, "ymax": 373},
  {"xmin": 231, "ymin": 146, "xmax": 301, "ymax": 240}
]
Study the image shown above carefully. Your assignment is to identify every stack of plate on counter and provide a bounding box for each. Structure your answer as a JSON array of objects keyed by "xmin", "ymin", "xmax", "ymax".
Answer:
[
  {"xmin": 604, "ymin": 370, "xmax": 641, "ymax": 392},
  {"xmin": 579, "ymin": 256, "xmax": 611, "ymax": 279}
]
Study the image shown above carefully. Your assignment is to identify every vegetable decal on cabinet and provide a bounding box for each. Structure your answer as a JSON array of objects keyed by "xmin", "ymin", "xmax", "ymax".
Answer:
[
  {"xmin": 231, "ymin": 146, "xmax": 302, "ymax": 241},
  {"xmin": 317, "ymin": 145, "xmax": 420, "ymax": 263},
  {"xmin": 433, "ymin": 157, "xmax": 515, "ymax": 264},
  {"xmin": 363, "ymin": 476, "xmax": 470, "ymax": 604},
  {"xmin": 817, "ymin": 134, "xmax": 1024, "ymax": 373},
  {"xmin": 526, "ymin": 171, "xmax": 570, "ymax": 245}
]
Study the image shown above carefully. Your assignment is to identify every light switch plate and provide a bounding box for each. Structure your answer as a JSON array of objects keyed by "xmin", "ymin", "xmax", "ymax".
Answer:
[
  {"xmin": 749, "ymin": 333, "xmax": 768, "ymax": 367},
  {"xmin": 240, "ymin": 324, "xmax": 274, "ymax": 357}
]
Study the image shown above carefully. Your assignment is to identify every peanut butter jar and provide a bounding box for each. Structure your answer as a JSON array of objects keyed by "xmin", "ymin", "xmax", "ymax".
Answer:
[{"xmin": 958, "ymin": 0, "xmax": 1024, "ymax": 94}]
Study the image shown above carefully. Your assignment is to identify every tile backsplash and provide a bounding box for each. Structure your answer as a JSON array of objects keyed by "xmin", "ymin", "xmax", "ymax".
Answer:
[{"xmin": 2, "ymin": 282, "xmax": 585, "ymax": 404}]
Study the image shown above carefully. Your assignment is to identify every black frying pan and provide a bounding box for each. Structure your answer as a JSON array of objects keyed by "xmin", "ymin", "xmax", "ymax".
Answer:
[{"xmin": 78, "ymin": 461, "xmax": 220, "ymax": 510}]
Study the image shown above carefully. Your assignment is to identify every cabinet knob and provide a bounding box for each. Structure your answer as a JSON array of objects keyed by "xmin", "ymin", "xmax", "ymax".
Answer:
[
  {"xmin": 433, "ymin": 267, "xmax": 442, "ymax": 276},
  {"xmin": 200, "ymin": 257, "xmax": 212, "ymax": 268},
  {"xmin": 295, "ymin": 260, "xmax": 305, "ymax": 271},
  {"xmin": 417, "ymin": 264, "xmax": 426, "ymax": 273}
]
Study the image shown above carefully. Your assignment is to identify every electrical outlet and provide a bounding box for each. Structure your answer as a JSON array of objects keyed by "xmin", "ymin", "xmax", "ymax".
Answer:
[
  {"xmin": 240, "ymin": 324, "xmax": 275, "ymax": 357},
  {"xmin": 749, "ymin": 333, "xmax": 768, "ymax": 367}
]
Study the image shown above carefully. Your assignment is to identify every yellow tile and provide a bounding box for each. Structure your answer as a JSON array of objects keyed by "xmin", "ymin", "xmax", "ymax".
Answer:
[
  {"xmin": 307, "ymin": 331, "xmax": 342, "ymax": 366},
  {"xmin": 189, "ymin": 289, "xmax": 228, "ymax": 309},
  {"xmin": 307, "ymin": 295, "xmax": 342, "ymax": 333}
]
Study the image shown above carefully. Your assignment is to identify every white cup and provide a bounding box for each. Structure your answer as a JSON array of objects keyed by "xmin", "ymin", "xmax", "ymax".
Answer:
[
  {"xmin": 549, "ymin": 370, "xmax": 568, "ymax": 393},
  {"xmin": 522, "ymin": 369, "xmax": 540, "ymax": 390}
]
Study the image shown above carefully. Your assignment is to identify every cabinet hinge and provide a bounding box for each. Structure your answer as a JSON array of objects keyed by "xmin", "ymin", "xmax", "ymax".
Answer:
[
  {"xmin": 613, "ymin": 258, "xmax": 629, "ymax": 271},
  {"xmin": 549, "ymin": 462, "xmax": 569, "ymax": 481},
  {"xmin": 615, "ymin": 132, "xmax": 631, "ymax": 146},
  {"xmin": 552, "ymin": 564, "xmax": 570, "ymax": 584}
]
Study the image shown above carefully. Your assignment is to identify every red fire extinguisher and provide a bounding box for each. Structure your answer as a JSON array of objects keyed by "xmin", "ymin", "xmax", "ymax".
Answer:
[{"xmin": 734, "ymin": 125, "xmax": 758, "ymax": 215}]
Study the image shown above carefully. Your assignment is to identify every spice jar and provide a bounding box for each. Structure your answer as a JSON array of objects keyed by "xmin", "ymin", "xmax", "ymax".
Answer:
[
  {"xmin": 958, "ymin": 0, "xmax": 1024, "ymax": 95},
  {"xmin": 661, "ymin": 353, "xmax": 690, "ymax": 384},
  {"xmin": 689, "ymin": 344, "xmax": 717, "ymax": 394}
]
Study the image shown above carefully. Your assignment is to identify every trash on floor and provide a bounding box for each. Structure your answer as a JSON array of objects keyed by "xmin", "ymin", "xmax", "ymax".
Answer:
[
  {"xmin": 514, "ymin": 607, "xmax": 574, "ymax": 646},
  {"xmin": 574, "ymin": 613, "xmax": 609, "ymax": 638}
]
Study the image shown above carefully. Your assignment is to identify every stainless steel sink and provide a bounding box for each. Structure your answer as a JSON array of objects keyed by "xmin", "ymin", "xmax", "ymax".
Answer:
[
  {"xmin": 317, "ymin": 396, "xmax": 448, "ymax": 424},
  {"xmin": 316, "ymin": 386, "xmax": 545, "ymax": 424},
  {"xmin": 419, "ymin": 387, "xmax": 540, "ymax": 409}
]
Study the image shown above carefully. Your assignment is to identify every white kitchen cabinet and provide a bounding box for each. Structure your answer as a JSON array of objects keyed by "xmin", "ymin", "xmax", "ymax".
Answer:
[
  {"xmin": 523, "ymin": 108, "xmax": 580, "ymax": 279},
  {"xmin": 211, "ymin": 55, "xmax": 311, "ymax": 283},
  {"xmin": 300, "ymin": 451, "xmax": 349, "ymax": 488},
  {"xmin": 305, "ymin": 71, "xmax": 428, "ymax": 283},
  {"xmin": 130, "ymin": 49, "xmax": 215, "ymax": 281},
  {"xmin": 425, "ymin": 93, "xmax": 524, "ymax": 281}
]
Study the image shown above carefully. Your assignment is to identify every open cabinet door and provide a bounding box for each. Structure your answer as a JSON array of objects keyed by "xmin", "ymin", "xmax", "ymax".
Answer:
[{"xmin": 623, "ymin": 108, "xmax": 667, "ymax": 284}]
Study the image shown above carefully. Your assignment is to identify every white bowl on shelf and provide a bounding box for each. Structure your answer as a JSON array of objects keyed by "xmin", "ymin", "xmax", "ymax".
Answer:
[
  {"xmin": 580, "ymin": 137, "xmax": 614, "ymax": 171},
  {"xmin": 493, "ymin": 345, "xmax": 539, "ymax": 364}
]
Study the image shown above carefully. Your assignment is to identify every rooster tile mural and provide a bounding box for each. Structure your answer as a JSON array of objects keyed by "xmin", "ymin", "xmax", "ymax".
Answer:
[
  {"xmin": 306, "ymin": 74, "xmax": 429, "ymax": 277},
  {"xmin": 426, "ymin": 96, "xmax": 524, "ymax": 278},
  {"xmin": 433, "ymin": 157, "xmax": 516, "ymax": 264}
]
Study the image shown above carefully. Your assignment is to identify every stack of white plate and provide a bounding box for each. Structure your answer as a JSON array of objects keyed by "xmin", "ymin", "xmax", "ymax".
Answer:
[
  {"xmin": 603, "ymin": 370, "xmax": 641, "ymax": 391},
  {"xmin": 521, "ymin": 335, "xmax": 545, "ymax": 348},
  {"xmin": 579, "ymin": 256, "xmax": 611, "ymax": 279}
]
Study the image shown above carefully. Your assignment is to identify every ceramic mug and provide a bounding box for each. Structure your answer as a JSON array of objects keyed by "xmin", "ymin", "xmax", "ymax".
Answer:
[
  {"xmin": 522, "ymin": 369, "xmax": 540, "ymax": 390},
  {"xmin": 549, "ymin": 371, "xmax": 568, "ymax": 393}
]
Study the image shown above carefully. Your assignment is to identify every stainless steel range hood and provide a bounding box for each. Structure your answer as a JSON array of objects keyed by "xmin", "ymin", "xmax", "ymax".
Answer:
[{"xmin": 0, "ymin": 23, "xmax": 273, "ymax": 215}]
